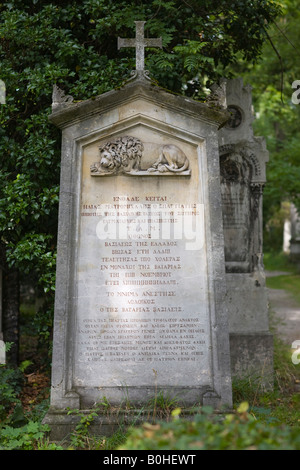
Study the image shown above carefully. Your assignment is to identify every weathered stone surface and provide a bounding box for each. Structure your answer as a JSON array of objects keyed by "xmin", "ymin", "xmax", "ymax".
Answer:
[
  {"xmin": 0, "ymin": 341, "xmax": 5, "ymax": 365},
  {"xmin": 0, "ymin": 79, "xmax": 5, "ymax": 104},
  {"xmin": 218, "ymin": 78, "xmax": 273, "ymax": 384},
  {"xmin": 45, "ymin": 76, "xmax": 233, "ymax": 439},
  {"xmin": 229, "ymin": 333, "xmax": 274, "ymax": 387}
]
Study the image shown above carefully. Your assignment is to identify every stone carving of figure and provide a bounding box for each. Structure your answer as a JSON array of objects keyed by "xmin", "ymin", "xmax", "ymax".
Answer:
[
  {"xmin": 90, "ymin": 137, "xmax": 190, "ymax": 176},
  {"xmin": 147, "ymin": 144, "xmax": 189, "ymax": 173},
  {"xmin": 90, "ymin": 136, "xmax": 144, "ymax": 175}
]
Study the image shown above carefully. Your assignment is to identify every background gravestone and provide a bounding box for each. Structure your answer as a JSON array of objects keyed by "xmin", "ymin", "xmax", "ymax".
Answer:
[
  {"xmin": 218, "ymin": 78, "xmax": 273, "ymax": 385},
  {"xmin": 43, "ymin": 28, "xmax": 232, "ymax": 440},
  {"xmin": 289, "ymin": 203, "xmax": 300, "ymax": 268},
  {"xmin": 0, "ymin": 79, "xmax": 5, "ymax": 104}
]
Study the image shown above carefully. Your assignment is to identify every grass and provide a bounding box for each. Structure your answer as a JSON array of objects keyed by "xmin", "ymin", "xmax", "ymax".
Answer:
[
  {"xmin": 232, "ymin": 334, "xmax": 300, "ymax": 427},
  {"xmin": 263, "ymin": 251, "xmax": 298, "ymax": 273},
  {"xmin": 264, "ymin": 251, "xmax": 300, "ymax": 304},
  {"xmin": 231, "ymin": 253, "xmax": 300, "ymax": 428},
  {"xmin": 266, "ymin": 273, "xmax": 300, "ymax": 303}
]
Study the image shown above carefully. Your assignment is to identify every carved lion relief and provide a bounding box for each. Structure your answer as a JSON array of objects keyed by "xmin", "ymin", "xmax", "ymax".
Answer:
[
  {"xmin": 90, "ymin": 136, "xmax": 144, "ymax": 175},
  {"xmin": 90, "ymin": 136, "xmax": 191, "ymax": 176}
]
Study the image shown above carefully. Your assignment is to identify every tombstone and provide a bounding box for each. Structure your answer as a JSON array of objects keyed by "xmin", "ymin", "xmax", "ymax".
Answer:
[
  {"xmin": 43, "ymin": 22, "xmax": 232, "ymax": 440},
  {"xmin": 0, "ymin": 80, "xmax": 6, "ymax": 104},
  {"xmin": 288, "ymin": 203, "xmax": 300, "ymax": 268},
  {"xmin": 0, "ymin": 344, "xmax": 5, "ymax": 365},
  {"xmin": 218, "ymin": 78, "xmax": 273, "ymax": 385},
  {"xmin": 283, "ymin": 211, "xmax": 291, "ymax": 254}
]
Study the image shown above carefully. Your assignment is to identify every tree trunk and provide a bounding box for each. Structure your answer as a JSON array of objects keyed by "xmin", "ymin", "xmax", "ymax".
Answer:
[{"xmin": 2, "ymin": 267, "xmax": 20, "ymax": 367}]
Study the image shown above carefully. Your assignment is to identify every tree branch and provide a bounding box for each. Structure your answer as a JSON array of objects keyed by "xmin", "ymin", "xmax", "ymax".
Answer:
[{"xmin": 264, "ymin": 28, "xmax": 284, "ymax": 103}]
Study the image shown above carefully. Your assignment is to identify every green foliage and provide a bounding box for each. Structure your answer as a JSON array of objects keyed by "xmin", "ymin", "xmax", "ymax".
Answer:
[
  {"xmin": 0, "ymin": 360, "xmax": 60, "ymax": 450},
  {"xmin": 147, "ymin": 390, "xmax": 181, "ymax": 420},
  {"xmin": 0, "ymin": 421, "xmax": 54, "ymax": 450},
  {"xmin": 263, "ymin": 202, "xmax": 291, "ymax": 253},
  {"xmin": 65, "ymin": 406, "xmax": 129, "ymax": 450},
  {"xmin": 119, "ymin": 403, "xmax": 300, "ymax": 450},
  {"xmin": 0, "ymin": 363, "xmax": 24, "ymax": 422},
  {"xmin": 263, "ymin": 251, "xmax": 297, "ymax": 272},
  {"xmin": 232, "ymin": 0, "xmax": 300, "ymax": 246},
  {"xmin": 67, "ymin": 407, "xmax": 101, "ymax": 449},
  {"xmin": 0, "ymin": 357, "xmax": 42, "ymax": 426},
  {"xmin": 267, "ymin": 272, "xmax": 300, "ymax": 304}
]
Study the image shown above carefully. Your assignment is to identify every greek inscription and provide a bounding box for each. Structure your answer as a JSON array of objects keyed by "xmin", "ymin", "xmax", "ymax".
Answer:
[
  {"xmin": 75, "ymin": 189, "xmax": 209, "ymax": 386},
  {"xmin": 78, "ymin": 317, "xmax": 205, "ymax": 363}
]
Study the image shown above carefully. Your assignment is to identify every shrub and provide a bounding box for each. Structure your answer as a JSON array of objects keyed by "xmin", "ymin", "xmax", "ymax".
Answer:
[
  {"xmin": 119, "ymin": 403, "xmax": 300, "ymax": 450},
  {"xmin": 0, "ymin": 421, "xmax": 51, "ymax": 450},
  {"xmin": 0, "ymin": 363, "xmax": 24, "ymax": 423}
]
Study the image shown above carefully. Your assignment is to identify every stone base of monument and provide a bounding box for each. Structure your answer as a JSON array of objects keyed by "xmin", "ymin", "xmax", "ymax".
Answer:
[
  {"xmin": 43, "ymin": 408, "xmax": 145, "ymax": 443},
  {"xmin": 0, "ymin": 339, "xmax": 5, "ymax": 364},
  {"xmin": 43, "ymin": 396, "xmax": 230, "ymax": 444},
  {"xmin": 229, "ymin": 333, "xmax": 274, "ymax": 389},
  {"xmin": 43, "ymin": 409, "xmax": 181, "ymax": 443},
  {"xmin": 225, "ymin": 273, "xmax": 274, "ymax": 388},
  {"xmin": 43, "ymin": 388, "xmax": 231, "ymax": 443}
]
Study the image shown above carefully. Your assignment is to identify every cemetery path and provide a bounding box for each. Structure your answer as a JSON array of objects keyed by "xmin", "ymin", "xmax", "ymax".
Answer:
[{"xmin": 266, "ymin": 271, "xmax": 300, "ymax": 346}]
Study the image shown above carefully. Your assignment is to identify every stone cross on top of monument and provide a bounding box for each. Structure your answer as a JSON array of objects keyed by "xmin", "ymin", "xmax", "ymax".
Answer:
[{"xmin": 118, "ymin": 21, "xmax": 162, "ymax": 79}]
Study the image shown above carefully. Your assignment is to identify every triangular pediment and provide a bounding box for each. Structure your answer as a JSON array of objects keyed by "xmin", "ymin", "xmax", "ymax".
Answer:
[{"xmin": 50, "ymin": 78, "xmax": 228, "ymax": 130}]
